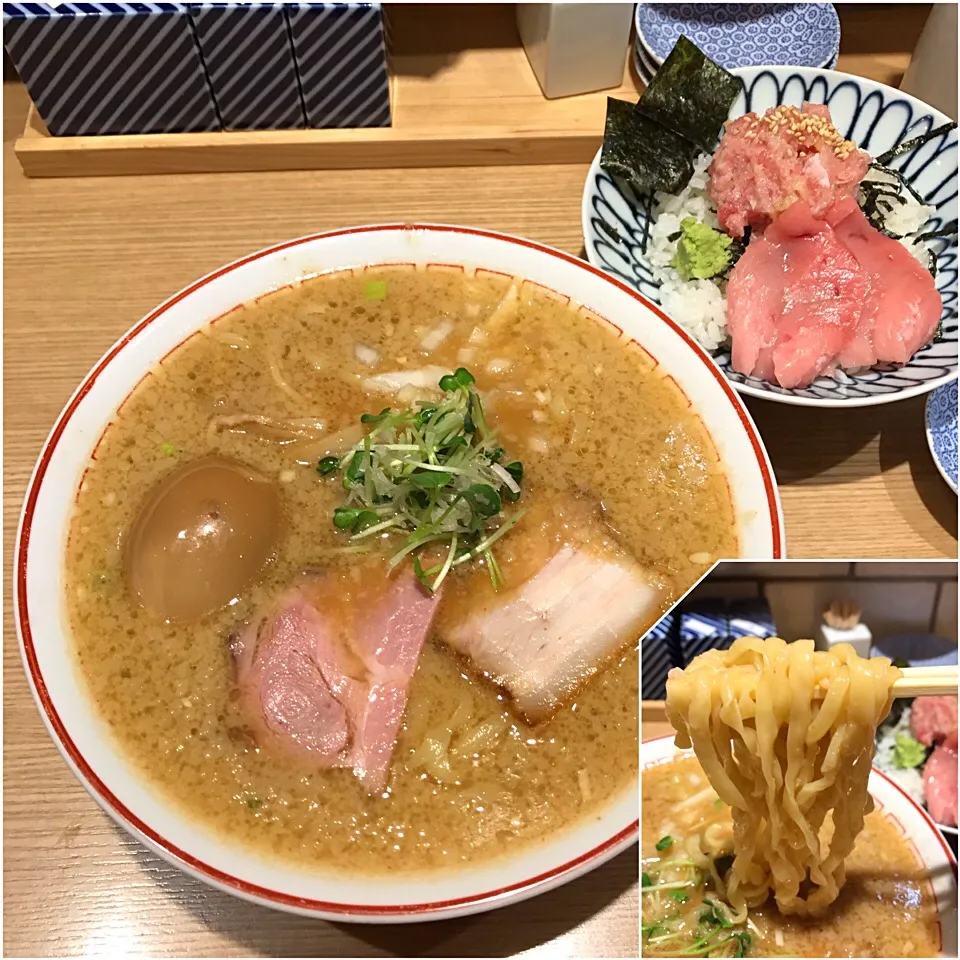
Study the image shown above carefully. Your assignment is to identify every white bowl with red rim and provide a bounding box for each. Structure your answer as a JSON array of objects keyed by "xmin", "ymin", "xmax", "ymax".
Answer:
[
  {"xmin": 642, "ymin": 734, "xmax": 959, "ymax": 955},
  {"xmin": 14, "ymin": 224, "xmax": 785, "ymax": 922}
]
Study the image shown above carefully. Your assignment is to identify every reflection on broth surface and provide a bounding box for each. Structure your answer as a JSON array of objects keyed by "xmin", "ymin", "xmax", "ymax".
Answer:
[
  {"xmin": 642, "ymin": 757, "xmax": 941, "ymax": 958},
  {"xmin": 66, "ymin": 267, "xmax": 737, "ymax": 873}
]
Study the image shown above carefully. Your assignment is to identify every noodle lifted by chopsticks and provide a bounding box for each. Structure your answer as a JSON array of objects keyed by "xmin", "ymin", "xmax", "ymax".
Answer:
[{"xmin": 665, "ymin": 637, "xmax": 901, "ymax": 918}]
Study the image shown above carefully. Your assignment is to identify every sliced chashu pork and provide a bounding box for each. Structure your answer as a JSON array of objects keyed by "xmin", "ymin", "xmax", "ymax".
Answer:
[
  {"xmin": 439, "ymin": 498, "xmax": 667, "ymax": 723},
  {"xmin": 231, "ymin": 568, "xmax": 440, "ymax": 793}
]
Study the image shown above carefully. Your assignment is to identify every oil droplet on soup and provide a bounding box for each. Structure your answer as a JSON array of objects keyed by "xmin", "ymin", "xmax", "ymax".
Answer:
[{"xmin": 66, "ymin": 268, "xmax": 738, "ymax": 874}]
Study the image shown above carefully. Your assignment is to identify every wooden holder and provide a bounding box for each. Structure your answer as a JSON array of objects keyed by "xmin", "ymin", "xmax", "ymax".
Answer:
[{"xmin": 14, "ymin": 4, "xmax": 640, "ymax": 179}]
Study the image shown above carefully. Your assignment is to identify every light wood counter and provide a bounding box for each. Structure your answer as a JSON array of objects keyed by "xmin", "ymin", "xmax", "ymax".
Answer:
[{"xmin": 3, "ymin": 5, "xmax": 953, "ymax": 957}]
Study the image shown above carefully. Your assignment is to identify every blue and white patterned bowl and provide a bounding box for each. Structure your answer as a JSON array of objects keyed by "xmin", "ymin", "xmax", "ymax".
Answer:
[
  {"xmin": 926, "ymin": 380, "xmax": 958, "ymax": 492},
  {"xmin": 582, "ymin": 66, "xmax": 958, "ymax": 407},
  {"xmin": 634, "ymin": 3, "xmax": 841, "ymax": 70}
]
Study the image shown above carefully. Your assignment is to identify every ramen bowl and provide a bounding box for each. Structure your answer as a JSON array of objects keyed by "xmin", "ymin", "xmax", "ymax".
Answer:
[
  {"xmin": 15, "ymin": 224, "xmax": 784, "ymax": 921},
  {"xmin": 642, "ymin": 734, "xmax": 959, "ymax": 955}
]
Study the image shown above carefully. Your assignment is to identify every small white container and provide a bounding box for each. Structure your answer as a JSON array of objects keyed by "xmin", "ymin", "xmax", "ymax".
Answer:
[
  {"xmin": 517, "ymin": 3, "xmax": 634, "ymax": 100},
  {"xmin": 818, "ymin": 622, "xmax": 873, "ymax": 659},
  {"xmin": 900, "ymin": 2, "xmax": 958, "ymax": 121}
]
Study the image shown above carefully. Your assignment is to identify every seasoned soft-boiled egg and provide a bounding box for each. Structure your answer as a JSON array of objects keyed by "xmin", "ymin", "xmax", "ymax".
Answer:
[{"xmin": 125, "ymin": 456, "xmax": 280, "ymax": 621}]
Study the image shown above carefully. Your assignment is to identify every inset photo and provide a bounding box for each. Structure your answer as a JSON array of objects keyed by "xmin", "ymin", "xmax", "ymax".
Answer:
[{"xmin": 641, "ymin": 560, "xmax": 958, "ymax": 958}]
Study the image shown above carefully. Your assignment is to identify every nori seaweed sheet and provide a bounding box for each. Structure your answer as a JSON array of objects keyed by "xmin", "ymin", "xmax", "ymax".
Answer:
[
  {"xmin": 875, "ymin": 121, "xmax": 958, "ymax": 166},
  {"xmin": 637, "ymin": 35, "xmax": 743, "ymax": 153},
  {"xmin": 600, "ymin": 97, "xmax": 696, "ymax": 195}
]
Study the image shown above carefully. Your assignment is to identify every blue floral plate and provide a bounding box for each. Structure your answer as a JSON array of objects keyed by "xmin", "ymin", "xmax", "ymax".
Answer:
[
  {"xmin": 926, "ymin": 380, "xmax": 958, "ymax": 492},
  {"xmin": 582, "ymin": 66, "xmax": 958, "ymax": 407},
  {"xmin": 634, "ymin": 3, "xmax": 840, "ymax": 70}
]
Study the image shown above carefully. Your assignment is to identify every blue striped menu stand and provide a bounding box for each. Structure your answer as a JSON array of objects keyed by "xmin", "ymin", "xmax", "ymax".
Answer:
[
  {"xmin": 285, "ymin": 2, "xmax": 391, "ymax": 129},
  {"xmin": 190, "ymin": 2, "xmax": 305, "ymax": 130},
  {"xmin": 3, "ymin": 2, "xmax": 218, "ymax": 136}
]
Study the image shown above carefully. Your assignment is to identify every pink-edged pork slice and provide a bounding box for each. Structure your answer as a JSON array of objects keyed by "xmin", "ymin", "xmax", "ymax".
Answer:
[
  {"xmin": 441, "ymin": 543, "xmax": 664, "ymax": 723},
  {"xmin": 231, "ymin": 568, "xmax": 440, "ymax": 793}
]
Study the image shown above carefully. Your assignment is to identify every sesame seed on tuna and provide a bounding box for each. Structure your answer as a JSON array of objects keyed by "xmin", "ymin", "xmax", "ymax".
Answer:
[{"xmin": 743, "ymin": 104, "xmax": 857, "ymax": 158}]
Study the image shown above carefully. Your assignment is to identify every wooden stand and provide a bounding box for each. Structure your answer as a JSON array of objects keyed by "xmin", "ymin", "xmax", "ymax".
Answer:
[
  {"xmin": 14, "ymin": 4, "xmax": 639, "ymax": 179},
  {"xmin": 12, "ymin": 2, "xmax": 924, "ymax": 180},
  {"xmin": 642, "ymin": 700, "xmax": 674, "ymax": 741}
]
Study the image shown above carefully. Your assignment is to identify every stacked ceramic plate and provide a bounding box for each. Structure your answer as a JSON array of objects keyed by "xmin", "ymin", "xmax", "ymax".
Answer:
[
  {"xmin": 632, "ymin": 3, "xmax": 840, "ymax": 83},
  {"xmin": 926, "ymin": 381, "xmax": 958, "ymax": 493}
]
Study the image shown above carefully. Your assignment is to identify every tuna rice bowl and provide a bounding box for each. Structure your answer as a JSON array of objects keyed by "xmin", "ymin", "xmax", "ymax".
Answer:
[
  {"xmin": 875, "ymin": 692, "xmax": 958, "ymax": 833},
  {"xmin": 592, "ymin": 38, "xmax": 958, "ymax": 395}
]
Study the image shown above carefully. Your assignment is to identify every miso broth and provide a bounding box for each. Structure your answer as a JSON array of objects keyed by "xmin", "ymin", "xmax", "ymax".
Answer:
[{"xmin": 66, "ymin": 267, "xmax": 738, "ymax": 873}]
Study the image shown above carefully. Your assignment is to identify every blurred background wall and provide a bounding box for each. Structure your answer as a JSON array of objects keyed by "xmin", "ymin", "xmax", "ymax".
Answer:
[
  {"xmin": 642, "ymin": 561, "xmax": 957, "ymax": 702},
  {"xmin": 690, "ymin": 561, "xmax": 957, "ymax": 642}
]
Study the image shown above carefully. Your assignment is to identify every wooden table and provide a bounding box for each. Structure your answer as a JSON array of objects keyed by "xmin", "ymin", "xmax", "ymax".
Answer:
[
  {"xmin": 642, "ymin": 703, "xmax": 674, "ymax": 743},
  {"xmin": 2, "ymin": 6, "xmax": 953, "ymax": 957}
]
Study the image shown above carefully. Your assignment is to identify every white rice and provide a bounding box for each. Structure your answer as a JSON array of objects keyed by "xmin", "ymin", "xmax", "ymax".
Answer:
[
  {"xmin": 874, "ymin": 705, "xmax": 926, "ymax": 809},
  {"xmin": 861, "ymin": 166, "xmax": 935, "ymax": 267},
  {"xmin": 645, "ymin": 152, "xmax": 937, "ymax": 354},
  {"xmin": 648, "ymin": 154, "xmax": 731, "ymax": 352}
]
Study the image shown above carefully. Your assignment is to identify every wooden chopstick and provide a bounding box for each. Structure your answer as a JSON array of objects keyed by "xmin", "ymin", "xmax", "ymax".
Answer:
[{"xmin": 892, "ymin": 666, "xmax": 958, "ymax": 698}]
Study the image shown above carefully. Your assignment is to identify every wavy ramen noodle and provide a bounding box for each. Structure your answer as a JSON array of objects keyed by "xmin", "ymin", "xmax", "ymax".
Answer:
[{"xmin": 665, "ymin": 637, "xmax": 900, "ymax": 916}]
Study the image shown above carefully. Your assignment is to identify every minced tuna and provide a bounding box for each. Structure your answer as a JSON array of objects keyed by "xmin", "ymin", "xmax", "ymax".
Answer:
[{"xmin": 708, "ymin": 102, "xmax": 871, "ymax": 238}]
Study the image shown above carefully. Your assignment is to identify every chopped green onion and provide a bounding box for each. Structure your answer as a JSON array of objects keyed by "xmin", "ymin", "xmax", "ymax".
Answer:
[
  {"xmin": 364, "ymin": 280, "xmax": 388, "ymax": 301},
  {"xmin": 361, "ymin": 407, "xmax": 392, "ymax": 424},
  {"xmin": 430, "ymin": 533, "xmax": 458, "ymax": 593},
  {"xmin": 349, "ymin": 515, "xmax": 399, "ymax": 540},
  {"xmin": 656, "ymin": 835, "xmax": 674, "ymax": 851},
  {"xmin": 409, "ymin": 470, "xmax": 454, "ymax": 489},
  {"xmin": 463, "ymin": 483, "xmax": 501, "ymax": 518},
  {"xmin": 438, "ymin": 367, "xmax": 476, "ymax": 391},
  {"xmin": 333, "ymin": 507, "xmax": 362, "ymax": 529},
  {"xmin": 641, "ymin": 880, "xmax": 697, "ymax": 893},
  {"xmin": 317, "ymin": 371, "xmax": 524, "ymax": 588},
  {"xmin": 345, "ymin": 451, "xmax": 364, "ymax": 486},
  {"xmin": 451, "ymin": 509, "xmax": 526, "ymax": 567},
  {"xmin": 159, "ymin": 441, "xmax": 178, "ymax": 456},
  {"xmin": 412, "ymin": 556, "xmax": 431, "ymax": 590},
  {"xmin": 700, "ymin": 898, "xmax": 734, "ymax": 929}
]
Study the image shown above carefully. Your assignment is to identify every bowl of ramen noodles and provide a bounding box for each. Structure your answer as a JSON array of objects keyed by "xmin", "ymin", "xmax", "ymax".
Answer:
[
  {"xmin": 643, "ymin": 637, "xmax": 958, "ymax": 957},
  {"xmin": 15, "ymin": 224, "xmax": 783, "ymax": 921}
]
